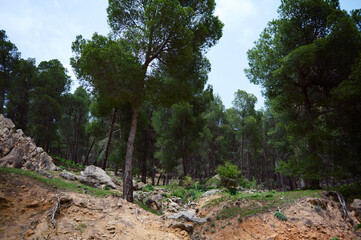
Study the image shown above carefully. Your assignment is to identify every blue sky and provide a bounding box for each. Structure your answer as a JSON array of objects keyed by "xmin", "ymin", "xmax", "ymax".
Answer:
[{"xmin": 0, "ymin": 0, "xmax": 359, "ymax": 109}]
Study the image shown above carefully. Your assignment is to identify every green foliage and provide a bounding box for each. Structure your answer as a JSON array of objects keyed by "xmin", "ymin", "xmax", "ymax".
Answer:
[
  {"xmin": 331, "ymin": 182, "xmax": 361, "ymax": 201},
  {"xmin": 356, "ymin": 223, "xmax": 361, "ymax": 231},
  {"xmin": 142, "ymin": 184, "xmax": 154, "ymax": 192},
  {"xmin": 103, "ymin": 186, "xmax": 110, "ymax": 190},
  {"xmin": 182, "ymin": 175, "xmax": 195, "ymax": 189},
  {"xmin": 274, "ymin": 211, "xmax": 287, "ymax": 221},
  {"xmin": 204, "ymin": 177, "xmax": 221, "ymax": 189},
  {"xmin": 330, "ymin": 237, "xmax": 339, "ymax": 240},
  {"xmin": 216, "ymin": 162, "xmax": 241, "ymax": 190}
]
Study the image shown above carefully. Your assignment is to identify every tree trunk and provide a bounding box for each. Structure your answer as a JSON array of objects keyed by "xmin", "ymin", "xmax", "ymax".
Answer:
[
  {"xmin": 123, "ymin": 107, "xmax": 139, "ymax": 202},
  {"xmin": 141, "ymin": 129, "xmax": 148, "ymax": 184},
  {"xmin": 102, "ymin": 107, "xmax": 117, "ymax": 170},
  {"xmin": 83, "ymin": 138, "xmax": 95, "ymax": 166}
]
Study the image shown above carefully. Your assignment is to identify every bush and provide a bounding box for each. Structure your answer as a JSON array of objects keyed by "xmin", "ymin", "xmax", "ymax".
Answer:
[
  {"xmin": 216, "ymin": 162, "xmax": 241, "ymax": 190},
  {"xmin": 204, "ymin": 177, "xmax": 221, "ymax": 189},
  {"xmin": 182, "ymin": 175, "xmax": 195, "ymax": 189},
  {"xmin": 103, "ymin": 186, "xmax": 110, "ymax": 190},
  {"xmin": 274, "ymin": 211, "xmax": 287, "ymax": 221},
  {"xmin": 142, "ymin": 184, "xmax": 154, "ymax": 192}
]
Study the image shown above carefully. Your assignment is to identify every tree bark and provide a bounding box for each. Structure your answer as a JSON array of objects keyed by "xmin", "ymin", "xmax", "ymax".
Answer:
[
  {"xmin": 123, "ymin": 107, "xmax": 139, "ymax": 202},
  {"xmin": 141, "ymin": 129, "xmax": 148, "ymax": 184},
  {"xmin": 83, "ymin": 138, "xmax": 95, "ymax": 166},
  {"xmin": 102, "ymin": 107, "xmax": 117, "ymax": 170}
]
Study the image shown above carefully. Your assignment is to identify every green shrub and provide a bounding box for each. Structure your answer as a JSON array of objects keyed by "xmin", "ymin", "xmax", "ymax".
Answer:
[
  {"xmin": 103, "ymin": 185, "xmax": 110, "ymax": 190},
  {"xmin": 142, "ymin": 184, "xmax": 154, "ymax": 192},
  {"xmin": 356, "ymin": 223, "xmax": 361, "ymax": 231},
  {"xmin": 332, "ymin": 182, "xmax": 361, "ymax": 201},
  {"xmin": 216, "ymin": 162, "xmax": 241, "ymax": 190},
  {"xmin": 274, "ymin": 211, "xmax": 287, "ymax": 221},
  {"xmin": 330, "ymin": 237, "xmax": 339, "ymax": 240},
  {"xmin": 183, "ymin": 175, "xmax": 194, "ymax": 189},
  {"xmin": 204, "ymin": 177, "xmax": 221, "ymax": 189}
]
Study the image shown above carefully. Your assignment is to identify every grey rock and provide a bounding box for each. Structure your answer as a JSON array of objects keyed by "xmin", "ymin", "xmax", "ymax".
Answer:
[
  {"xmin": 167, "ymin": 211, "xmax": 207, "ymax": 223},
  {"xmin": 82, "ymin": 165, "xmax": 117, "ymax": 189},
  {"xmin": 59, "ymin": 171, "xmax": 78, "ymax": 181},
  {"xmin": 350, "ymin": 199, "xmax": 361, "ymax": 209},
  {"xmin": 201, "ymin": 189, "xmax": 221, "ymax": 198},
  {"xmin": 0, "ymin": 115, "xmax": 57, "ymax": 171},
  {"xmin": 78, "ymin": 176, "xmax": 101, "ymax": 189},
  {"xmin": 37, "ymin": 169, "xmax": 54, "ymax": 179}
]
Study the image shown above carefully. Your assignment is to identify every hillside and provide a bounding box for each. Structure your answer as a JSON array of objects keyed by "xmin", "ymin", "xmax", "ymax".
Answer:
[{"xmin": 0, "ymin": 168, "xmax": 360, "ymax": 240}]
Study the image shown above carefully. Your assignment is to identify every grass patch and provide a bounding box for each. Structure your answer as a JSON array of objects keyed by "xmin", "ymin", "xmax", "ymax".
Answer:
[
  {"xmin": 210, "ymin": 189, "xmax": 321, "ymax": 220},
  {"xmin": 134, "ymin": 199, "xmax": 162, "ymax": 216},
  {"xmin": 0, "ymin": 167, "xmax": 117, "ymax": 198},
  {"xmin": 159, "ymin": 183, "xmax": 205, "ymax": 202}
]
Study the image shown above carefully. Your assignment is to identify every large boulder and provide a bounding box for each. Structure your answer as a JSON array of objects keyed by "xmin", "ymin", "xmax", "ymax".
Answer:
[
  {"xmin": 0, "ymin": 115, "xmax": 57, "ymax": 171},
  {"xmin": 80, "ymin": 165, "xmax": 117, "ymax": 189}
]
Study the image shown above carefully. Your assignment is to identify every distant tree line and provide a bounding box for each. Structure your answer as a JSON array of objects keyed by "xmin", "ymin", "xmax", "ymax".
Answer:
[{"xmin": 1, "ymin": 0, "xmax": 360, "ymax": 201}]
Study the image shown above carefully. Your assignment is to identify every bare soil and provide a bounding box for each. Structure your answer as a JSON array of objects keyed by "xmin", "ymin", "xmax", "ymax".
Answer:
[{"xmin": 0, "ymin": 171, "xmax": 360, "ymax": 240}]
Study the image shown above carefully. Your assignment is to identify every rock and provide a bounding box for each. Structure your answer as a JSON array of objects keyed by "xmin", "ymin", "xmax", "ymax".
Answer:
[
  {"xmin": 81, "ymin": 165, "xmax": 117, "ymax": 189},
  {"xmin": 111, "ymin": 177, "xmax": 121, "ymax": 186},
  {"xmin": 78, "ymin": 176, "xmax": 101, "ymax": 189},
  {"xmin": 26, "ymin": 201, "xmax": 40, "ymax": 208},
  {"xmin": 59, "ymin": 194, "xmax": 73, "ymax": 204},
  {"xmin": 350, "ymin": 199, "xmax": 361, "ymax": 209},
  {"xmin": 0, "ymin": 115, "xmax": 57, "ymax": 171},
  {"xmin": 37, "ymin": 169, "xmax": 54, "ymax": 179},
  {"xmin": 145, "ymin": 198, "xmax": 160, "ymax": 211},
  {"xmin": 151, "ymin": 193, "xmax": 163, "ymax": 202},
  {"xmin": 201, "ymin": 189, "xmax": 221, "ymax": 198},
  {"xmin": 167, "ymin": 211, "xmax": 207, "ymax": 223},
  {"xmin": 60, "ymin": 171, "xmax": 78, "ymax": 181},
  {"xmin": 133, "ymin": 181, "xmax": 147, "ymax": 190}
]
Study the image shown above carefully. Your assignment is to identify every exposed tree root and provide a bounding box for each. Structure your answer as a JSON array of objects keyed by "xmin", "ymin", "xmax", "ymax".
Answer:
[
  {"xmin": 47, "ymin": 195, "xmax": 60, "ymax": 240},
  {"xmin": 330, "ymin": 191, "xmax": 357, "ymax": 228}
]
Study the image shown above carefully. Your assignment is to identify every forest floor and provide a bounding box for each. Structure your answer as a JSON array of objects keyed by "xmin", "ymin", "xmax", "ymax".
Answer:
[{"xmin": 0, "ymin": 168, "xmax": 360, "ymax": 240}]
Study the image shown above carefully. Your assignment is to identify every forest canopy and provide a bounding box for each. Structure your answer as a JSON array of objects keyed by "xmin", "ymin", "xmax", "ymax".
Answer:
[{"xmin": 0, "ymin": 0, "xmax": 360, "ymax": 202}]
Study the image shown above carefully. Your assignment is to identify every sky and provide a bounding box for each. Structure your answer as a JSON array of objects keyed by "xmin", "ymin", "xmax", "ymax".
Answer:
[{"xmin": 0, "ymin": 0, "xmax": 359, "ymax": 109}]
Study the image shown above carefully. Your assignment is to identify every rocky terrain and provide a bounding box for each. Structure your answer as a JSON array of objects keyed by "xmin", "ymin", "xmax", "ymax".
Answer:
[
  {"xmin": 0, "ymin": 167, "xmax": 360, "ymax": 240},
  {"xmin": 1, "ymin": 114, "xmax": 361, "ymax": 239},
  {"xmin": 0, "ymin": 114, "xmax": 57, "ymax": 171}
]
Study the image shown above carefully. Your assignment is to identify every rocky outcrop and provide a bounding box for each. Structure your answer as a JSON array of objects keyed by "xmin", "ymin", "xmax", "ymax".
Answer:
[
  {"xmin": 80, "ymin": 165, "xmax": 117, "ymax": 189},
  {"xmin": 0, "ymin": 115, "xmax": 57, "ymax": 171}
]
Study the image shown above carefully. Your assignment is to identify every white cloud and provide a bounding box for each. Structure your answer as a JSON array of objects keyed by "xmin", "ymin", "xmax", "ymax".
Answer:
[{"xmin": 215, "ymin": 0, "xmax": 256, "ymax": 28}]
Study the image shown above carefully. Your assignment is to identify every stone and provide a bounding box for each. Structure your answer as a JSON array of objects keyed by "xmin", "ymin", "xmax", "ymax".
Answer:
[
  {"xmin": 167, "ymin": 211, "xmax": 207, "ymax": 223},
  {"xmin": 201, "ymin": 189, "xmax": 222, "ymax": 198},
  {"xmin": 111, "ymin": 177, "xmax": 121, "ymax": 186},
  {"xmin": 0, "ymin": 115, "xmax": 57, "ymax": 171},
  {"xmin": 81, "ymin": 165, "xmax": 117, "ymax": 189},
  {"xmin": 78, "ymin": 176, "xmax": 101, "ymax": 189},
  {"xmin": 60, "ymin": 171, "xmax": 78, "ymax": 181},
  {"xmin": 37, "ymin": 169, "xmax": 54, "ymax": 179},
  {"xmin": 350, "ymin": 199, "xmax": 361, "ymax": 209}
]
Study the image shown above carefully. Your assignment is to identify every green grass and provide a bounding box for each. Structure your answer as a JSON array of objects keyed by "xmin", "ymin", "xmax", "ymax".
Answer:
[
  {"xmin": 207, "ymin": 189, "xmax": 321, "ymax": 220},
  {"xmin": 134, "ymin": 199, "xmax": 162, "ymax": 215},
  {"xmin": 0, "ymin": 167, "xmax": 117, "ymax": 198}
]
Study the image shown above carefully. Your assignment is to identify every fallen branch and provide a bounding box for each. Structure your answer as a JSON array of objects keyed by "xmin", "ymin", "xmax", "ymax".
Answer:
[{"xmin": 47, "ymin": 195, "xmax": 60, "ymax": 240}]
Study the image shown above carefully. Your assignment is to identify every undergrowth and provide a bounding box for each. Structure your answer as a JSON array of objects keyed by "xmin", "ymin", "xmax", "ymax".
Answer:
[
  {"xmin": 206, "ymin": 189, "xmax": 321, "ymax": 220},
  {"xmin": 0, "ymin": 167, "xmax": 117, "ymax": 197}
]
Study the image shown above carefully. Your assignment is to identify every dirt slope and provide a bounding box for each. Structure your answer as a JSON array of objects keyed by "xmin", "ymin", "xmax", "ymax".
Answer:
[
  {"xmin": 0, "ymin": 171, "xmax": 360, "ymax": 240},
  {"xmin": 0, "ymin": 172, "xmax": 187, "ymax": 240}
]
